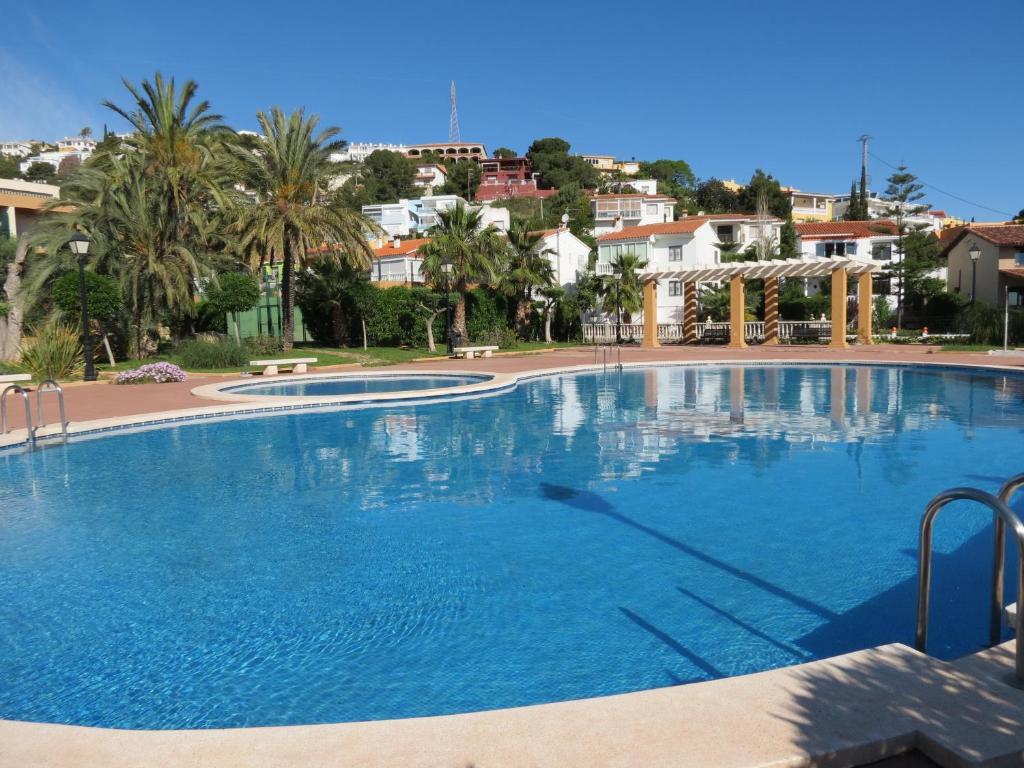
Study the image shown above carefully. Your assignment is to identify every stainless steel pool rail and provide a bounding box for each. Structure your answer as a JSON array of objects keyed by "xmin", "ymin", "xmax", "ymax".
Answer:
[
  {"xmin": 592, "ymin": 344, "xmax": 622, "ymax": 373},
  {"xmin": 1, "ymin": 384, "xmax": 35, "ymax": 449},
  {"xmin": 914, "ymin": 476, "xmax": 1024, "ymax": 682},
  {"xmin": 33, "ymin": 379, "xmax": 68, "ymax": 443}
]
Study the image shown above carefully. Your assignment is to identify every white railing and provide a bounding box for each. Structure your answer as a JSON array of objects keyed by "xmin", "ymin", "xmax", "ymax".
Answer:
[
  {"xmin": 581, "ymin": 320, "xmax": 835, "ymax": 343},
  {"xmin": 595, "ymin": 262, "xmax": 614, "ymax": 275}
]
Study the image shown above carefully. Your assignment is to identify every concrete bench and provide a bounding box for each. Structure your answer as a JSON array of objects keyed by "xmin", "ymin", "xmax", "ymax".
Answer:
[
  {"xmin": 452, "ymin": 346, "xmax": 498, "ymax": 360},
  {"xmin": 249, "ymin": 358, "xmax": 317, "ymax": 376},
  {"xmin": 0, "ymin": 373, "xmax": 31, "ymax": 385}
]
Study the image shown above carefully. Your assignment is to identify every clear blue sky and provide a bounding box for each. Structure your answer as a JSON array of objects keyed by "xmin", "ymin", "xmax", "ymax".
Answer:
[{"xmin": 2, "ymin": 1, "xmax": 1021, "ymax": 219}]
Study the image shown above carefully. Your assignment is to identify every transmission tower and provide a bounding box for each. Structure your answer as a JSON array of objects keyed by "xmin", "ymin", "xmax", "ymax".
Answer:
[{"xmin": 449, "ymin": 81, "xmax": 460, "ymax": 143}]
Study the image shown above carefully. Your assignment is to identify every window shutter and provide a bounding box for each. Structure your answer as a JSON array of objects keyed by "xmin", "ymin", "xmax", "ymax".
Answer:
[{"xmin": 815, "ymin": 243, "xmax": 826, "ymax": 257}]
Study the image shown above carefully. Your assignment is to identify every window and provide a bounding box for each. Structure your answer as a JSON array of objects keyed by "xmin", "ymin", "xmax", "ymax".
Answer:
[
  {"xmin": 1016, "ymin": 251, "xmax": 1024, "ymax": 266},
  {"xmin": 1010, "ymin": 288, "xmax": 1024, "ymax": 307},
  {"xmin": 818, "ymin": 241, "xmax": 848, "ymax": 257},
  {"xmin": 872, "ymin": 243, "xmax": 893, "ymax": 261},
  {"xmin": 716, "ymin": 224, "xmax": 734, "ymax": 243},
  {"xmin": 668, "ymin": 280, "xmax": 682, "ymax": 296},
  {"xmin": 668, "ymin": 245, "xmax": 682, "ymax": 261},
  {"xmin": 873, "ymin": 274, "xmax": 892, "ymax": 295}
]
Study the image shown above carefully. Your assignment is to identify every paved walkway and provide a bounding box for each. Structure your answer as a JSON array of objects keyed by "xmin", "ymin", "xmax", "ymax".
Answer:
[{"xmin": 3, "ymin": 345, "xmax": 1021, "ymax": 431}]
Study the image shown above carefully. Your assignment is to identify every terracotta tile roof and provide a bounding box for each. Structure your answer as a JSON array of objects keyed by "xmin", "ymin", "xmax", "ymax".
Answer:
[
  {"xmin": 597, "ymin": 219, "xmax": 709, "ymax": 242},
  {"xmin": 795, "ymin": 220, "xmax": 897, "ymax": 240},
  {"xmin": 372, "ymin": 237, "xmax": 431, "ymax": 259},
  {"xmin": 940, "ymin": 224, "xmax": 1024, "ymax": 256},
  {"xmin": 1000, "ymin": 268, "xmax": 1024, "ymax": 279},
  {"xmin": 592, "ymin": 193, "xmax": 676, "ymax": 202}
]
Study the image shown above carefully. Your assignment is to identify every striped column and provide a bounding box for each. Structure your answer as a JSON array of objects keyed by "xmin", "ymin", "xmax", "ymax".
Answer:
[
  {"xmin": 641, "ymin": 280, "xmax": 660, "ymax": 349},
  {"xmin": 683, "ymin": 281, "xmax": 698, "ymax": 344},
  {"xmin": 763, "ymin": 278, "xmax": 779, "ymax": 346}
]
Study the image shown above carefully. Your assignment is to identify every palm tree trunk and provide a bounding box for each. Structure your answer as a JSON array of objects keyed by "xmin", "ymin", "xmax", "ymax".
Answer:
[
  {"xmin": 0, "ymin": 236, "xmax": 28, "ymax": 361},
  {"xmin": 514, "ymin": 295, "xmax": 531, "ymax": 340},
  {"xmin": 453, "ymin": 279, "xmax": 468, "ymax": 338},
  {"xmin": 331, "ymin": 304, "xmax": 345, "ymax": 346},
  {"xmin": 281, "ymin": 247, "xmax": 295, "ymax": 351},
  {"xmin": 544, "ymin": 307, "xmax": 553, "ymax": 343}
]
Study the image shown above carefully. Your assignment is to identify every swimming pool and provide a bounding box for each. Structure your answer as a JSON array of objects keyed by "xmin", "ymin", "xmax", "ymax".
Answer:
[
  {"xmin": 1, "ymin": 364, "xmax": 1021, "ymax": 730},
  {"xmin": 224, "ymin": 372, "xmax": 490, "ymax": 397}
]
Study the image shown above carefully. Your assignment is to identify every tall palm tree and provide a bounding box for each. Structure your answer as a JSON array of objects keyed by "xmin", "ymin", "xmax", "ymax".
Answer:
[
  {"xmin": 419, "ymin": 203, "xmax": 505, "ymax": 339},
  {"xmin": 226, "ymin": 107, "xmax": 375, "ymax": 350},
  {"xmin": 601, "ymin": 250, "xmax": 648, "ymax": 327},
  {"xmin": 503, "ymin": 221, "xmax": 555, "ymax": 340}
]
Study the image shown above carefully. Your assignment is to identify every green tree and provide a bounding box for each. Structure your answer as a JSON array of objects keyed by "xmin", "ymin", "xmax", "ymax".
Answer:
[
  {"xmin": 1014, "ymin": 208, "xmax": 1024, "ymax": 223},
  {"xmin": 226, "ymin": 107, "xmax": 376, "ymax": 350},
  {"xmin": 359, "ymin": 150, "xmax": 419, "ymax": 203},
  {"xmin": 692, "ymin": 178, "xmax": 740, "ymax": 214},
  {"xmin": 526, "ymin": 137, "xmax": 599, "ymax": 190},
  {"xmin": 492, "ymin": 147, "xmax": 517, "ymax": 159},
  {"xmin": 295, "ymin": 256, "xmax": 366, "ymax": 346},
  {"xmin": 419, "ymin": 203, "xmax": 505, "ymax": 339},
  {"xmin": 79, "ymin": 127, "xmax": 93, "ymax": 138},
  {"xmin": 538, "ymin": 285, "xmax": 564, "ymax": 343},
  {"xmin": 436, "ymin": 158, "xmax": 481, "ymax": 200},
  {"xmin": 878, "ymin": 165, "xmax": 929, "ymax": 327},
  {"xmin": 23, "ymin": 162, "xmax": 57, "ymax": 185},
  {"xmin": 738, "ymin": 170, "xmax": 797, "ymax": 258},
  {"xmin": 52, "ymin": 270, "xmax": 123, "ymax": 322},
  {"xmin": 207, "ymin": 271, "xmax": 260, "ymax": 342},
  {"xmin": 843, "ymin": 180, "xmax": 869, "ymax": 220},
  {"xmin": 638, "ymin": 159, "xmax": 695, "ymax": 213},
  {"xmin": 0, "ymin": 155, "xmax": 20, "ymax": 179},
  {"xmin": 503, "ymin": 221, "xmax": 555, "ymax": 339}
]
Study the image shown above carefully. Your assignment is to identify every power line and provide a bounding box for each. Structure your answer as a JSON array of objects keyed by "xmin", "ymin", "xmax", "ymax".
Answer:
[{"xmin": 867, "ymin": 151, "xmax": 1013, "ymax": 218}]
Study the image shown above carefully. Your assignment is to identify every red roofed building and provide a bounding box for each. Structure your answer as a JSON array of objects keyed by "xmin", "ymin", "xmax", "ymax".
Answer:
[
  {"xmin": 941, "ymin": 224, "xmax": 1024, "ymax": 306},
  {"xmin": 369, "ymin": 237, "xmax": 431, "ymax": 286},
  {"xmin": 592, "ymin": 193, "xmax": 677, "ymax": 235},
  {"xmin": 473, "ymin": 156, "xmax": 556, "ymax": 202},
  {"xmin": 795, "ymin": 220, "xmax": 903, "ymax": 299}
]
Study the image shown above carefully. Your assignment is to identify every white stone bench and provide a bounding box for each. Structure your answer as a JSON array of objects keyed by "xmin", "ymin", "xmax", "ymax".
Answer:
[
  {"xmin": 0, "ymin": 373, "xmax": 31, "ymax": 385},
  {"xmin": 249, "ymin": 358, "xmax": 317, "ymax": 376},
  {"xmin": 452, "ymin": 346, "xmax": 498, "ymax": 360}
]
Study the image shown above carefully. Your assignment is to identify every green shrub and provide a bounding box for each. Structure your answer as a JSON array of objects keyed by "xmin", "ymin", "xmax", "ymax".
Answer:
[
  {"xmin": 52, "ymin": 271, "xmax": 123, "ymax": 322},
  {"xmin": 956, "ymin": 301, "xmax": 1002, "ymax": 345},
  {"xmin": 465, "ymin": 287, "xmax": 510, "ymax": 341},
  {"xmin": 175, "ymin": 338, "xmax": 250, "ymax": 369},
  {"xmin": 16, "ymin": 322, "xmax": 84, "ymax": 381},
  {"xmin": 475, "ymin": 326, "xmax": 518, "ymax": 350},
  {"xmin": 243, "ymin": 336, "xmax": 283, "ymax": 357}
]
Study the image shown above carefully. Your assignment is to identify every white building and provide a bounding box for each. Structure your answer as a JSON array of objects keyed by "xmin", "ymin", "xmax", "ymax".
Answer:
[
  {"xmin": 535, "ymin": 225, "xmax": 592, "ymax": 289},
  {"xmin": 369, "ymin": 237, "xmax": 429, "ymax": 286},
  {"xmin": 602, "ymin": 179, "xmax": 659, "ymax": 195},
  {"xmin": 19, "ymin": 150, "xmax": 91, "ymax": 174},
  {"xmin": 595, "ymin": 213, "xmax": 783, "ymax": 322},
  {"xmin": 794, "ymin": 220, "xmax": 901, "ymax": 300},
  {"xmin": 414, "ymin": 164, "xmax": 447, "ymax": 193},
  {"xmin": 833, "ymin": 192, "xmax": 939, "ymax": 232},
  {"xmin": 362, "ymin": 195, "xmax": 509, "ymax": 238},
  {"xmin": 591, "ymin": 192, "xmax": 676, "ymax": 236},
  {"xmin": 0, "ymin": 141, "xmax": 33, "ymax": 158},
  {"xmin": 56, "ymin": 136, "xmax": 98, "ymax": 153},
  {"xmin": 330, "ymin": 142, "xmax": 409, "ymax": 163}
]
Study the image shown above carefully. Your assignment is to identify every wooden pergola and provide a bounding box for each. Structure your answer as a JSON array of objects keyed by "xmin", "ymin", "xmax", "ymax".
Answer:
[{"xmin": 639, "ymin": 257, "xmax": 879, "ymax": 349}]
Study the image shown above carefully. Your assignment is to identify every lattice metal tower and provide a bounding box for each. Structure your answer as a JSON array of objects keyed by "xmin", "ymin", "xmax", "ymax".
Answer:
[{"xmin": 449, "ymin": 81, "xmax": 460, "ymax": 143}]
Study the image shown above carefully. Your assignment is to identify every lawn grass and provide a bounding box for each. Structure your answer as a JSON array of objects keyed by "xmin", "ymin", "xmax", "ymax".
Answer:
[{"xmin": 939, "ymin": 344, "xmax": 1000, "ymax": 353}]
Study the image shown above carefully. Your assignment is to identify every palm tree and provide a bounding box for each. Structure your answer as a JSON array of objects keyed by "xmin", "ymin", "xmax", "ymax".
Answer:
[
  {"xmin": 226, "ymin": 107, "xmax": 375, "ymax": 350},
  {"xmin": 600, "ymin": 250, "xmax": 648, "ymax": 342},
  {"xmin": 419, "ymin": 203, "xmax": 505, "ymax": 340},
  {"xmin": 503, "ymin": 221, "xmax": 555, "ymax": 340}
]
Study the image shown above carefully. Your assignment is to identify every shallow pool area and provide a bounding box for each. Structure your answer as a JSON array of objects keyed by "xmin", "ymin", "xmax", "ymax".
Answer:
[
  {"xmin": 1, "ymin": 364, "xmax": 1022, "ymax": 730},
  {"xmin": 223, "ymin": 372, "xmax": 491, "ymax": 397}
]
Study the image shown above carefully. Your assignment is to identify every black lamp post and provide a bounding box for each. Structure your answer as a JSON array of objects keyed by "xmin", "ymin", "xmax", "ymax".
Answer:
[
  {"xmin": 442, "ymin": 261, "xmax": 454, "ymax": 354},
  {"xmin": 68, "ymin": 232, "xmax": 97, "ymax": 381},
  {"xmin": 969, "ymin": 243, "xmax": 981, "ymax": 305}
]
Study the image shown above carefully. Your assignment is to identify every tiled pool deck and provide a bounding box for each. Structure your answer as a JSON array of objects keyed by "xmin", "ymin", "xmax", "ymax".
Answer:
[{"xmin": 3, "ymin": 344, "xmax": 1024, "ymax": 767}]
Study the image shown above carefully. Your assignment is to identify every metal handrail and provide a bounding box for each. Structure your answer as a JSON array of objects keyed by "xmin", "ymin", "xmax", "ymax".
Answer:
[
  {"xmin": 915, "ymin": 486, "xmax": 1024, "ymax": 681},
  {"xmin": 1, "ymin": 384, "xmax": 35, "ymax": 449},
  {"xmin": 994, "ymin": 473, "xmax": 1024, "ymax": 646},
  {"xmin": 34, "ymin": 379, "xmax": 68, "ymax": 443},
  {"xmin": 593, "ymin": 343, "xmax": 623, "ymax": 373}
]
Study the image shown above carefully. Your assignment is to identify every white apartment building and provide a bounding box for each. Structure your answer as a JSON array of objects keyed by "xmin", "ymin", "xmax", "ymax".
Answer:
[
  {"xmin": 56, "ymin": 136, "xmax": 98, "ymax": 153},
  {"xmin": 833, "ymin": 192, "xmax": 940, "ymax": 232},
  {"xmin": 330, "ymin": 142, "xmax": 409, "ymax": 163},
  {"xmin": 535, "ymin": 225, "xmax": 592, "ymax": 289},
  {"xmin": 794, "ymin": 220, "xmax": 902, "ymax": 300},
  {"xmin": 591, "ymin": 192, "xmax": 676, "ymax": 236},
  {"xmin": 602, "ymin": 179, "xmax": 659, "ymax": 195},
  {"xmin": 595, "ymin": 214, "xmax": 783, "ymax": 323},
  {"xmin": 19, "ymin": 150, "xmax": 92, "ymax": 174},
  {"xmin": 413, "ymin": 164, "xmax": 447, "ymax": 192},
  {"xmin": 362, "ymin": 195, "xmax": 510, "ymax": 238},
  {"xmin": 0, "ymin": 141, "xmax": 34, "ymax": 158}
]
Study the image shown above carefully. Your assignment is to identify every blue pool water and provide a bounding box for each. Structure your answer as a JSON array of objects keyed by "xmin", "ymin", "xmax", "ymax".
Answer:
[
  {"xmin": 1, "ymin": 365, "xmax": 1022, "ymax": 730},
  {"xmin": 226, "ymin": 373, "xmax": 488, "ymax": 397}
]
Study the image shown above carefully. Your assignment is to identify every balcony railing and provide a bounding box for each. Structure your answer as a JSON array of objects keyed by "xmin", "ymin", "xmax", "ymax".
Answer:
[{"xmin": 581, "ymin": 321, "xmax": 834, "ymax": 343}]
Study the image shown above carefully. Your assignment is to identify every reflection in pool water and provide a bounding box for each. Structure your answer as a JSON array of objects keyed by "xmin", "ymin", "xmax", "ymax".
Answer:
[
  {"xmin": 226, "ymin": 373, "xmax": 489, "ymax": 397},
  {"xmin": 0, "ymin": 365, "xmax": 1022, "ymax": 729}
]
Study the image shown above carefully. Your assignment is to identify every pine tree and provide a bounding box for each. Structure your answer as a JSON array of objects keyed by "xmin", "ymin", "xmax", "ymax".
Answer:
[
  {"xmin": 879, "ymin": 166, "xmax": 929, "ymax": 328},
  {"xmin": 843, "ymin": 180, "xmax": 869, "ymax": 220}
]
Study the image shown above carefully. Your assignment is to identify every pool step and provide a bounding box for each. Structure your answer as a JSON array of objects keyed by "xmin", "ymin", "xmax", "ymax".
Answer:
[{"xmin": 1007, "ymin": 602, "xmax": 1017, "ymax": 629}]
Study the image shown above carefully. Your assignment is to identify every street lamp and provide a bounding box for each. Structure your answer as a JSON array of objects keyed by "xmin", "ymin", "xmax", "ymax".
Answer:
[
  {"xmin": 969, "ymin": 243, "xmax": 981, "ymax": 305},
  {"xmin": 68, "ymin": 232, "xmax": 97, "ymax": 382},
  {"xmin": 441, "ymin": 261, "xmax": 454, "ymax": 354}
]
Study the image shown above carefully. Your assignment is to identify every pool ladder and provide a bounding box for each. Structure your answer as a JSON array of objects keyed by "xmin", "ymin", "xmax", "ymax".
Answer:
[
  {"xmin": 1, "ymin": 379, "xmax": 69, "ymax": 450},
  {"xmin": 915, "ymin": 472, "xmax": 1024, "ymax": 682},
  {"xmin": 593, "ymin": 343, "xmax": 623, "ymax": 373}
]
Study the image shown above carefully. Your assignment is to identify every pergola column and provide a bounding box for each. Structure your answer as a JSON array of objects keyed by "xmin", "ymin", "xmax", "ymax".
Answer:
[
  {"xmin": 829, "ymin": 267, "xmax": 848, "ymax": 349},
  {"xmin": 641, "ymin": 279, "xmax": 660, "ymax": 349},
  {"xmin": 857, "ymin": 272, "xmax": 873, "ymax": 345},
  {"xmin": 763, "ymin": 278, "xmax": 779, "ymax": 346},
  {"xmin": 728, "ymin": 274, "xmax": 746, "ymax": 349},
  {"xmin": 682, "ymin": 281, "xmax": 698, "ymax": 344}
]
